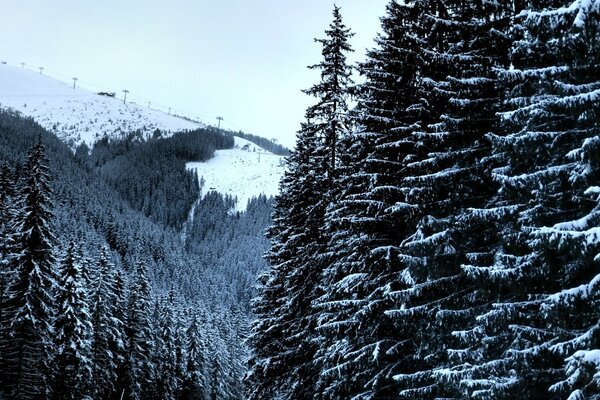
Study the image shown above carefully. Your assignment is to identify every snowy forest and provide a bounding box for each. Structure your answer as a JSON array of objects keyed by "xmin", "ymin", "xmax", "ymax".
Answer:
[
  {"xmin": 0, "ymin": 0, "xmax": 598, "ymax": 399},
  {"xmin": 247, "ymin": 1, "xmax": 600, "ymax": 400},
  {"xmin": 0, "ymin": 117, "xmax": 273, "ymax": 399}
]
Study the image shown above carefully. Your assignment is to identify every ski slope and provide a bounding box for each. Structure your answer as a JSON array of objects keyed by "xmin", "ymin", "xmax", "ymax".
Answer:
[
  {"xmin": 0, "ymin": 64, "xmax": 202, "ymax": 147},
  {"xmin": 187, "ymin": 137, "xmax": 285, "ymax": 212},
  {"xmin": 0, "ymin": 64, "xmax": 285, "ymax": 211}
]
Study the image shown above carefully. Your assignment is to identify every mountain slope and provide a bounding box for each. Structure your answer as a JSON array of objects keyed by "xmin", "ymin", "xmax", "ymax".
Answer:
[
  {"xmin": 187, "ymin": 136, "xmax": 284, "ymax": 212},
  {"xmin": 0, "ymin": 64, "xmax": 286, "ymax": 210},
  {"xmin": 0, "ymin": 64, "xmax": 202, "ymax": 147}
]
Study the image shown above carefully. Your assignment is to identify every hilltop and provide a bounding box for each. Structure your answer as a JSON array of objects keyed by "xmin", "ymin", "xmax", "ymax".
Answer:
[
  {"xmin": 0, "ymin": 64, "xmax": 202, "ymax": 147},
  {"xmin": 0, "ymin": 64, "xmax": 286, "ymax": 209}
]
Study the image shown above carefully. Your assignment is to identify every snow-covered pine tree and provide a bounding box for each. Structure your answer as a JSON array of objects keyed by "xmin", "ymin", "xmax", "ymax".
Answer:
[
  {"xmin": 113, "ymin": 265, "xmax": 130, "ymax": 399},
  {"xmin": 1, "ymin": 139, "xmax": 57, "ymax": 399},
  {"xmin": 381, "ymin": 1, "xmax": 514, "ymax": 398},
  {"xmin": 172, "ymin": 305, "xmax": 188, "ymax": 399},
  {"xmin": 182, "ymin": 310, "xmax": 208, "ymax": 399},
  {"xmin": 0, "ymin": 163, "xmax": 17, "ymax": 392},
  {"xmin": 463, "ymin": 1, "xmax": 600, "ymax": 398},
  {"xmin": 0, "ymin": 163, "xmax": 16, "ymax": 244},
  {"xmin": 210, "ymin": 307, "xmax": 246, "ymax": 399},
  {"xmin": 125, "ymin": 260, "xmax": 155, "ymax": 400},
  {"xmin": 153, "ymin": 292, "xmax": 180, "ymax": 400},
  {"xmin": 53, "ymin": 241, "xmax": 94, "ymax": 400},
  {"xmin": 315, "ymin": 2, "xmax": 428, "ymax": 398},
  {"xmin": 209, "ymin": 352, "xmax": 226, "ymax": 400},
  {"xmin": 90, "ymin": 246, "xmax": 125, "ymax": 399},
  {"xmin": 246, "ymin": 5, "xmax": 354, "ymax": 399},
  {"xmin": 245, "ymin": 251, "xmax": 287, "ymax": 399},
  {"xmin": 304, "ymin": 4, "xmax": 355, "ymax": 178}
]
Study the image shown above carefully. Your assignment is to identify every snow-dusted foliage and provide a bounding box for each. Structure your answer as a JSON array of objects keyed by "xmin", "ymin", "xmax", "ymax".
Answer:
[
  {"xmin": 0, "ymin": 140, "xmax": 58, "ymax": 399},
  {"xmin": 245, "ymin": 5, "xmax": 355, "ymax": 400},
  {"xmin": 247, "ymin": 1, "xmax": 599, "ymax": 399},
  {"xmin": 90, "ymin": 247, "xmax": 125, "ymax": 399},
  {"xmin": 315, "ymin": 1, "xmax": 426, "ymax": 397},
  {"xmin": 461, "ymin": 1, "xmax": 600, "ymax": 398},
  {"xmin": 125, "ymin": 261, "xmax": 155, "ymax": 400},
  {"xmin": 53, "ymin": 242, "xmax": 94, "ymax": 399}
]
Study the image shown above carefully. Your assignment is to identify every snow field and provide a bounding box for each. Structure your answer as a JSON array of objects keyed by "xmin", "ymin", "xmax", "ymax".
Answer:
[
  {"xmin": 0, "ymin": 64, "xmax": 285, "ymax": 212},
  {"xmin": 0, "ymin": 65, "xmax": 202, "ymax": 147},
  {"xmin": 186, "ymin": 137, "xmax": 284, "ymax": 212}
]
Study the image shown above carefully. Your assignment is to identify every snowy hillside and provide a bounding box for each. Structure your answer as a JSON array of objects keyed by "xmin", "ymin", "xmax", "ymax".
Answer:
[
  {"xmin": 0, "ymin": 64, "xmax": 202, "ymax": 147},
  {"xmin": 0, "ymin": 64, "xmax": 285, "ymax": 210},
  {"xmin": 187, "ymin": 137, "xmax": 285, "ymax": 212}
]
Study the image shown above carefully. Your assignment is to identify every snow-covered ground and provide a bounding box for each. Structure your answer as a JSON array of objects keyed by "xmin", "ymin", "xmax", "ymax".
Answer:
[
  {"xmin": 0, "ymin": 64, "xmax": 285, "ymax": 212},
  {"xmin": 187, "ymin": 137, "xmax": 285, "ymax": 212},
  {"xmin": 0, "ymin": 64, "xmax": 202, "ymax": 147}
]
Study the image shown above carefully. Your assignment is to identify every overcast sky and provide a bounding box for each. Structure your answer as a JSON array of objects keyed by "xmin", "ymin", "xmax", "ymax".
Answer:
[{"xmin": 1, "ymin": 0, "xmax": 388, "ymax": 148}]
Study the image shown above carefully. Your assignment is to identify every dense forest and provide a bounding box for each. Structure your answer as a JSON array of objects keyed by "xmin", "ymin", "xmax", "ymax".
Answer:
[
  {"xmin": 83, "ymin": 128, "xmax": 234, "ymax": 227},
  {"xmin": 1, "ymin": 0, "xmax": 598, "ymax": 399},
  {"xmin": 0, "ymin": 111, "xmax": 272, "ymax": 399},
  {"xmin": 248, "ymin": 1, "xmax": 600, "ymax": 400}
]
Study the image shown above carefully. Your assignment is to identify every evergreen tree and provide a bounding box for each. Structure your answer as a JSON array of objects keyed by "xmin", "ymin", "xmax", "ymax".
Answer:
[
  {"xmin": 1, "ymin": 140, "xmax": 57, "ymax": 399},
  {"xmin": 208, "ymin": 351, "xmax": 228, "ymax": 400},
  {"xmin": 0, "ymin": 163, "xmax": 17, "ymax": 392},
  {"xmin": 303, "ymin": 4, "xmax": 355, "ymax": 178},
  {"xmin": 53, "ymin": 241, "xmax": 93, "ymax": 399},
  {"xmin": 153, "ymin": 292, "xmax": 180, "ymax": 400},
  {"xmin": 384, "ymin": 1, "xmax": 513, "ymax": 397},
  {"xmin": 246, "ymin": 5, "xmax": 354, "ymax": 399},
  {"xmin": 90, "ymin": 247, "xmax": 125, "ymax": 399},
  {"xmin": 464, "ymin": 1, "xmax": 600, "ymax": 398},
  {"xmin": 316, "ymin": 1, "xmax": 513, "ymax": 397},
  {"xmin": 113, "ymin": 266, "xmax": 130, "ymax": 399},
  {"xmin": 315, "ymin": 2, "xmax": 426, "ymax": 398},
  {"xmin": 126, "ymin": 260, "xmax": 155, "ymax": 400},
  {"xmin": 182, "ymin": 310, "xmax": 208, "ymax": 400}
]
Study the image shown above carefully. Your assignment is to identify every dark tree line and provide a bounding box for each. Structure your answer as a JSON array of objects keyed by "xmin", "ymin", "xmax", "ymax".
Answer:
[
  {"xmin": 247, "ymin": 2, "xmax": 600, "ymax": 399},
  {"xmin": 81, "ymin": 128, "xmax": 234, "ymax": 228},
  {"xmin": 233, "ymin": 131, "xmax": 291, "ymax": 156}
]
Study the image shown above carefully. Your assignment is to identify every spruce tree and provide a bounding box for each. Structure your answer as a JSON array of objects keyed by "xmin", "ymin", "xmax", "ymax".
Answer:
[
  {"xmin": 0, "ymin": 163, "xmax": 17, "ymax": 392},
  {"xmin": 182, "ymin": 310, "xmax": 208, "ymax": 399},
  {"xmin": 53, "ymin": 241, "xmax": 93, "ymax": 399},
  {"xmin": 383, "ymin": 1, "xmax": 513, "ymax": 397},
  {"xmin": 1, "ymin": 140, "xmax": 57, "ymax": 399},
  {"xmin": 126, "ymin": 260, "xmax": 155, "ymax": 400},
  {"xmin": 246, "ymin": 5, "xmax": 354, "ymax": 399},
  {"xmin": 315, "ymin": 2, "xmax": 426, "ymax": 398},
  {"xmin": 464, "ymin": 1, "xmax": 600, "ymax": 398},
  {"xmin": 113, "ymin": 266, "xmax": 130, "ymax": 399},
  {"xmin": 153, "ymin": 292, "xmax": 180, "ymax": 400},
  {"xmin": 304, "ymin": 4, "xmax": 355, "ymax": 178},
  {"xmin": 90, "ymin": 247, "xmax": 125, "ymax": 399}
]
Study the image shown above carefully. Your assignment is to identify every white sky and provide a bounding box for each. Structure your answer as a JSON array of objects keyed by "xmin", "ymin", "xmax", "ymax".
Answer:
[{"xmin": 1, "ymin": 0, "xmax": 388, "ymax": 148}]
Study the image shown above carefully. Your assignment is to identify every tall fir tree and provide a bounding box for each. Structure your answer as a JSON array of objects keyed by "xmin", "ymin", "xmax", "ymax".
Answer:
[
  {"xmin": 246, "ymin": 5, "xmax": 354, "ymax": 399},
  {"xmin": 1, "ymin": 140, "xmax": 57, "ymax": 399},
  {"xmin": 153, "ymin": 292, "xmax": 181, "ymax": 400},
  {"xmin": 0, "ymin": 163, "xmax": 17, "ymax": 393},
  {"xmin": 303, "ymin": 4, "xmax": 355, "ymax": 178},
  {"xmin": 182, "ymin": 310, "xmax": 208, "ymax": 400},
  {"xmin": 113, "ymin": 266, "xmax": 130, "ymax": 399},
  {"xmin": 384, "ymin": 1, "xmax": 514, "ymax": 397},
  {"xmin": 316, "ymin": 1, "xmax": 428, "ymax": 397},
  {"xmin": 90, "ymin": 246, "xmax": 125, "ymax": 399},
  {"xmin": 463, "ymin": 0, "xmax": 600, "ymax": 398},
  {"xmin": 126, "ymin": 260, "xmax": 155, "ymax": 400},
  {"xmin": 53, "ymin": 241, "xmax": 94, "ymax": 400}
]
